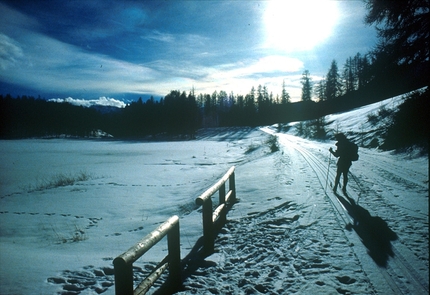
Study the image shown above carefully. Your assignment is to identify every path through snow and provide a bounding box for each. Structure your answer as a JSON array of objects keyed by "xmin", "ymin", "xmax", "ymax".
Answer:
[
  {"xmin": 179, "ymin": 127, "xmax": 428, "ymax": 294},
  {"xmin": 181, "ymin": 144, "xmax": 374, "ymax": 294}
]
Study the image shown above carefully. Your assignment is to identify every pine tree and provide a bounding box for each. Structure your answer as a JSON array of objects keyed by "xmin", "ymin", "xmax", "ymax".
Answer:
[
  {"xmin": 342, "ymin": 53, "xmax": 372, "ymax": 93},
  {"xmin": 281, "ymin": 80, "xmax": 290, "ymax": 104},
  {"xmin": 301, "ymin": 70, "xmax": 312, "ymax": 101},
  {"xmin": 247, "ymin": 86, "xmax": 256, "ymax": 109},
  {"xmin": 326, "ymin": 60, "xmax": 341, "ymax": 100},
  {"xmin": 257, "ymin": 85, "xmax": 264, "ymax": 111},
  {"xmin": 356, "ymin": 53, "xmax": 371, "ymax": 89},
  {"xmin": 342, "ymin": 57, "xmax": 356, "ymax": 93},
  {"xmin": 315, "ymin": 77, "xmax": 327, "ymax": 101},
  {"xmin": 364, "ymin": 0, "xmax": 429, "ymax": 66}
]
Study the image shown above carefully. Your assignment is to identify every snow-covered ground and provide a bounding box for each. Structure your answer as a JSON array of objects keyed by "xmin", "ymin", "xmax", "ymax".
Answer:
[{"xmin": 0, "ymin": 91, "xmax": 428, "ymax": 294}]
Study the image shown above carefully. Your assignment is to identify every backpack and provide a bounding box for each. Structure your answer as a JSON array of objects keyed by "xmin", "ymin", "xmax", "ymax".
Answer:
[{"xmin": 348, "ymin": 141, "xmax": 359, "ymax": 161}]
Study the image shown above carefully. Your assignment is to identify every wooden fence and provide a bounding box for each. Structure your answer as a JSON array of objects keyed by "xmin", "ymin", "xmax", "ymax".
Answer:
[
  {"xmin": 195, "ymin": 165, "xmax": 236, "ymax": 253},
  {"xmin": 113, "ymin": 166, "xmax": 236, "ymax": 295},
  {"xmin": 113, "ymin": 215, "xmax": 181, "ymax": 295}
]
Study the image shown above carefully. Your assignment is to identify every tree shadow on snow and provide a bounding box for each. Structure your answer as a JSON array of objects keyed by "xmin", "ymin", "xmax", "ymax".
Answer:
[{"xmin": 335, "ymin": 193, "xmax": 398, "ymax": 267}]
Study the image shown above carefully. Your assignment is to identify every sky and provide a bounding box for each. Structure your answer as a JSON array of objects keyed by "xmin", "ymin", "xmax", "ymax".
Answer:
[{"xmin": 0, "ymin": 0, "xmax": 378, "ymax": 106}]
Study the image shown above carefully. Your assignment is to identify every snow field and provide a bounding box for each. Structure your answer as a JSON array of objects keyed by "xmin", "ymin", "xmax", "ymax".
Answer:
[
  {"xmin": 0, "ymin": 136, "xmax": 251, "ymax": 294},
  {"xmin": 0, "ymin": 92, "xmax": 428, "ymax": 294}
]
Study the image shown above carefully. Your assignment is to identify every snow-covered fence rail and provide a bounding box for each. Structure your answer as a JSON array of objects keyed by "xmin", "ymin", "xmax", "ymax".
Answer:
[
  {"xmin": 113, "ymin": 166, "xmax": 236, "ymax": 294},
  {"xmin": 195, "ymin": 166, "xmax": 236, "ymax": 253},
  {"xmin": 113, "ymin": 215, "xmax": 181, "ymax": 295}
]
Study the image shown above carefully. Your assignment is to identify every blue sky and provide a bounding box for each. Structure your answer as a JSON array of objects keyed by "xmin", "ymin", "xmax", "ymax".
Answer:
[{"xmin": 0, "ymin": 0, "xmax": 377, "ymax": 105}]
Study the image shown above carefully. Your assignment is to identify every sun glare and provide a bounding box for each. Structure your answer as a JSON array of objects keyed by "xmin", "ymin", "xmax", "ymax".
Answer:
[{"xmin": 264, "ymin": 0, "xmax": 339, "ymax": 52}]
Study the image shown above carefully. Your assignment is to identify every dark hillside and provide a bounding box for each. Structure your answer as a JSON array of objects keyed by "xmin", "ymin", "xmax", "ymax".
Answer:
[{"xmin": 381, "ymin": 88, "xmax": 429, "ymax": 152}]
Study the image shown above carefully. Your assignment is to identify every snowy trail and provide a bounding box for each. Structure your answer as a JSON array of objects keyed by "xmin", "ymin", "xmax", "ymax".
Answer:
[
  {"xmin": 265, "ymin": 128, "xmax": 429, "ymax": 295},
  {"xmin": 182, "ymin": 130, "xmax": 377, "ymax": 294},
  {"xmin": 178, "ymin": 127, "xmax": 428, "ymax": 294},
  {"xmin": 358, "ymin": 149, "xmax": 427, "ymax": 189}
]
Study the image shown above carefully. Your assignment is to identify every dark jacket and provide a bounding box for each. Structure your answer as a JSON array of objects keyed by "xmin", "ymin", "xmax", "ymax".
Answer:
[{"xmin": 331, "ymin": 139, "xmax": 352, "ymax": 169}]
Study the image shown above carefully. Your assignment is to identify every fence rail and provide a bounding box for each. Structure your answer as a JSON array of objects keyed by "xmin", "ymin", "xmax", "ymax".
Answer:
[
  {"xmin": 113, "ymin": 215, "xmax": 181, "ymax": 295},
  {"xmin": 113, "ymin": 166, "xmax": 236, "ymax": 294},
  {"xmin": 195, "ymin": 166, "xmax": 236, "ymax": 253}
]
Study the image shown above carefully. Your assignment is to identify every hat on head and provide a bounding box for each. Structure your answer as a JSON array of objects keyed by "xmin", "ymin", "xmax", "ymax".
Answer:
[{"xmin": 334, "ymin": 133, "xmax": 346, "ymax": 140}]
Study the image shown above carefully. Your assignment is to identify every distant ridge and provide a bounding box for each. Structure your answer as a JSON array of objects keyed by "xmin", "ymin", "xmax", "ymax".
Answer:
[{"xmin": 89, "ymin": 105, "xmax": 122, "ymax": 114}]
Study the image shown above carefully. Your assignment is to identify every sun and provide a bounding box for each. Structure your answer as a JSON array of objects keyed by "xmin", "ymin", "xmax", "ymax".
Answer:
[{"xmin": 263, "ymin": 0, "xmax": 339, "ymax": 52}]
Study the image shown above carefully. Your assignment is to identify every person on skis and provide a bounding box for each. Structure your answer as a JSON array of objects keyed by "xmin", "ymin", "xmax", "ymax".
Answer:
[{"xmin": 329, "ymin": 133, "xmax": 355, "ymax": 193}]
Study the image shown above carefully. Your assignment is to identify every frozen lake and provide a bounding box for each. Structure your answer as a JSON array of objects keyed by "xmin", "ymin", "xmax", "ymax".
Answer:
[{"xmin": 0, "ymin": 130, "xmax": 258, "ymax": 294}]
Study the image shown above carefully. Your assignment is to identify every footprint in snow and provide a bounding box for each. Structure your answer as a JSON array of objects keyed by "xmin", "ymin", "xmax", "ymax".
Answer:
[{"xmin": 336, "ymin": 275, "xmax": 357, "ymax": 284}]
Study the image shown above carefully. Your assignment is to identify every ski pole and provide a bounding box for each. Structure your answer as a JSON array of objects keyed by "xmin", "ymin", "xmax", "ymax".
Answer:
[{"xmin": 325, "ymin": 152, "xmax": 331, "ymax": 192}]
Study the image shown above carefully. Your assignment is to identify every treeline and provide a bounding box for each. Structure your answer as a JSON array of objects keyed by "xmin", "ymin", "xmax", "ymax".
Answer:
[
  {"xmin": 0, "ymin": 56, "xmax": 426, "ymax": 139},
  {"xmin": 0, "ymin": 60, "xmax": 424, "ymax": 140},
  {"xmin": 0, "ymin": 96, "xmax": 101, "ymax": 138}
]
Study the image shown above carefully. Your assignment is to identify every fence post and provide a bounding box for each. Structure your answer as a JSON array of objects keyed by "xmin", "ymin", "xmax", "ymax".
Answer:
[
  {"xmin": 202, "ymin": 197, "xmax": 214, "ymax": 254},
  {"xmin": 113, "ymin": 257, "xmax": 134, "ymax": 295},
  {"xmin": 218, "ymin": 183, "xmax": 226, "ymax": 225},
  {"xmin": 229, "ymin": 170, "xmax": 236, "ymax": 203},
  {"xmin": 168, "ymin": 219, "xmax": 182, "ymax": 292}
]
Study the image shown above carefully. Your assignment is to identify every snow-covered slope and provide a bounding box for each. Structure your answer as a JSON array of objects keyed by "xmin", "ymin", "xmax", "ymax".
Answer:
[{"xmin": 0, "ymin": 90, "xmax": 428, "ymax": 295}]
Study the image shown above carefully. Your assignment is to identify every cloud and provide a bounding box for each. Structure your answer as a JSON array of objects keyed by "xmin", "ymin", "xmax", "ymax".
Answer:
[
  {"xmin": 142, "ymin": 30, "xmax": 175, "ymax": 43},
  {"xmin": 137, "ymin": 54, "xmax": 304, "ymax": 99},
  {"xmin": 158, "ymin": 55, "xmax": 302, "ymax": 81},
  {"xmin": 0, "ymin": 4, "xmax": 210, "ymax": 99},
  {"xmin": 0, "ymin": 34, "xmax": 24, "ymax": 70},
  {"xmin": 227, "ymin": 56, "xmax": 304, "ymax": 78},
  {"xmin": 0, "ymin": 2, "xmax": 306, "ymax": 101},
  {"xmin": 0, "ymin": 3, "xmax": 165, "ymax": 96},
  {"xmin": 49, "ymin": 96, "xmax": 126, "ymax": 108},
  {"xmin": 0, "ymin": 1, "xmax": 377, "ymax": 103},
  {"xmin": 141, "ymin": 30, "xmax": 210, "ymax": 52},
  {"xmin": 0, "ymin": 28, "xmax": 162, "ymax": 96},
  {"xmin": 182, "ymin": 55, "xmax": 304, "ymax": 96},
  {"xmin": 0, "ymin": 2, "xmax": 40, "ymax": 32}
]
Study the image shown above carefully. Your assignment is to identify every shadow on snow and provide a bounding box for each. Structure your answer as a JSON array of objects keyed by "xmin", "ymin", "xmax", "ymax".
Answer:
[{"xmin": 335, "ymin": 192, "xmax": 398, "ymax": 267}]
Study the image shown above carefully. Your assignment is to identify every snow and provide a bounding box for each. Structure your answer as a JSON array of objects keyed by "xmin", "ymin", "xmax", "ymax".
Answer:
[{"xmin": 0, "ymin": 92, "xmax": 428, "ymax": 295}]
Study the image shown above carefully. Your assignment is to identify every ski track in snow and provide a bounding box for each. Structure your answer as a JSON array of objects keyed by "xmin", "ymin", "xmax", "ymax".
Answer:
[
  {"xmin": 178, "ymin": 128, "xmax": 428, "ymax": 295},
  {"xmin": 180, "ymin": 136, "xmax": 377, "ymax": 295},
  {"xmin": 277, "ymin": 131, "xmax": 429, "ymax": 295}
]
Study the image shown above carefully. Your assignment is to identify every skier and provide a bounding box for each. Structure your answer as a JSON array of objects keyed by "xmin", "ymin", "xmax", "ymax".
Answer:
[{"xmin": 329, "ymin": 133, "xmax": 357, "ymax": 194}]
